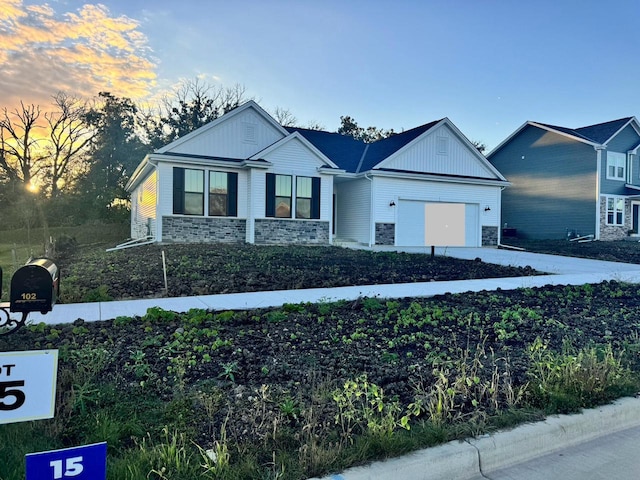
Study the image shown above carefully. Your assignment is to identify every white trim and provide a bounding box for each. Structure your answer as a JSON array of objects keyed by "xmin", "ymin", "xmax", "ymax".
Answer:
[
  {"xmin": 156, "ymin": 100, "xmax": 289, "ymax": 154},
  {"xmin": 375, "ymin": 118, "xmax": 508, "ymax": 181},
  {"xmin": 606, "ymin": 152, "xmax": 626, "ymax": 181},
  {"xmin": 604, "ymin": 195, "xmax": 625, "ymax": 226},
  {"xmin": 248, "ymin": 131, "xmax": 341, "ymax": 169},
  {"xmin": 602, "ymin": 117, "xmax": 640, "ymax": 146},
  {"xmin": 488, "ymin": 121, "xmax": 600, "ymax": 158},
  {"xmin": 363, "ymin": 169, "xmax": 510, "ymax": 187},
  {"xmin": 595, "ymin": 147, "xmax": 603, "ymax": 240}
]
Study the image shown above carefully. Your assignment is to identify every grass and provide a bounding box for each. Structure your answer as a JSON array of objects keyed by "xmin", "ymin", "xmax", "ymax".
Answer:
[
  {"xmin": 0, "ymin": 223, "xmax": 129, "ymax": 300},
  {"xmin": 2, "ymin": 280, "xmax": 640, "ymax": 479}
]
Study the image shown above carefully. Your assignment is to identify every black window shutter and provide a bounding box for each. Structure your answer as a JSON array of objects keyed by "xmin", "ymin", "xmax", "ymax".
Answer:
[
  {"xmin": 227, "ymin": 172, "xmax": 238, "ymax": 217},
  {"xmin": 265, "ymin": 173, "xmax": 275, "ymax": 217},
  {"xmin": 173, "ymin": 167, "xmax": 185, "ymax": 214},
  {"xmin": 311, "ymin": 177, "xmax": 321, "ymax": 219}
]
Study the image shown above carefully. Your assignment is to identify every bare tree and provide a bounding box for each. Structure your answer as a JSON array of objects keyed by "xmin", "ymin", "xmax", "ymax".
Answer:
[
  {"xmin": 44, "ymin": 93, "xmax": 93, "ymax": 196},
  {"xmin": 272, "ymin": 107, "xmax": 298, "ymax": 127},
  {"xmin": 0, "ymin": 102, "xmax": 45, "ymax": 186},
  {"xmin": 143, "ymin": 79, "xmax": 251, "ymax": 149}
]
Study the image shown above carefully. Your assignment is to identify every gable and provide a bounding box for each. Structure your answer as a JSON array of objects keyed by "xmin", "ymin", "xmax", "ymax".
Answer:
[
  {"xmin": 161, "ymin": 103, "xmax": 286, "ymax": 159},
  {"xmin": 376, "ymin": 123, "xmax": 501, "ymax": 180},
  {"xmin": 605, "ymin": 122, "xmax": 640, "ymax": 151},
  {"xmin": 260, "ymin": 136, "xmax": 330, "ymax": 174}
]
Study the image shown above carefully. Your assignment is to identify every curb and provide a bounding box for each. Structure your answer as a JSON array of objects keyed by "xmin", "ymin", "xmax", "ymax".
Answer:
[{"xmin": 309, "ymin": 396, "xmax": 640, "ymax": 480}]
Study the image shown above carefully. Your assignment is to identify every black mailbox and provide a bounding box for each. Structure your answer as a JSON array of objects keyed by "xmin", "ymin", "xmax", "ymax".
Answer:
[{"xmin": 10, "ymin": 258, "xmax": 59, "ymax": 314}]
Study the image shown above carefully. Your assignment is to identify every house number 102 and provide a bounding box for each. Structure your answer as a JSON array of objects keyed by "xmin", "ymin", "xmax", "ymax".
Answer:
[{"xmin": 49, "ymin": 457, "xmax": 83, "ymax": 479}]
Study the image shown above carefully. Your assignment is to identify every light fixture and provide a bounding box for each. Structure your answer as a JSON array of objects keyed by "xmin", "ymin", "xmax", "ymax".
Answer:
[
  {"xmin": 484, "ymin": 206, "xmax": 491, "ymax": 211},
  {"xmin": 389, "ymin": 201, "xmax": 396, "ymax": 207}
]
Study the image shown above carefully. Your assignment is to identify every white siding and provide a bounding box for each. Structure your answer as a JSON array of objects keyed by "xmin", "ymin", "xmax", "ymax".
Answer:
[
  {"xmin": 259, "ymin": 137, "xmax": 333, "ymax": 222},
  {"xmin": 166, "ymin": 109, "xmax": 284, "ymax": 158},
  {"xmin": 373, "ymin": 176, "xmax": 500, "ymax": 227},
  {"xmin": 131, "ymin": 169, "xmax": 157, "ymax": 239},
  {"xmin": 335, "ymin": 178, "xmax": 372, "ymax": 244},
  {"xmin": 261, "ymin": 138, "xmax": 327, "ymax": 176},
  {"xmin": 379, "ymin": 124, "xmax": 496, "ymax": 179},
  {"xmin": 156, "ymin": 162, "xmax": 249, "ymax": 241}
]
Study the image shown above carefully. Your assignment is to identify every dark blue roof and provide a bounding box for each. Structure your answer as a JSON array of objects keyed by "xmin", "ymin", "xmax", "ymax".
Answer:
[
  {"xmin": 287, "ymin": 120, "xmax": 441, "ymax": 173},
  {"xmin": 575, "ymin": 118, "xmax": 633, "ymax": 144},
  {"xmin": 538, "ymin": 118, "xmax": 633, "ymax": 144}
]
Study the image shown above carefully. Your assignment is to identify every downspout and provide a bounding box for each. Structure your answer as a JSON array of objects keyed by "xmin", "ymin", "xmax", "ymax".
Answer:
[
  {"xmin": 365, "ymin": 173, "xmax": 374, "ymax": 247},
  {"xmin": 595, "ymin": 146, "xmax": 604, "ymax": 240}
]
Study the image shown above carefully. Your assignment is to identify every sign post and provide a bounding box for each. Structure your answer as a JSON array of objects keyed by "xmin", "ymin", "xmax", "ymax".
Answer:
[{"xmin": 0, "ymin": 350, "xmax": 58, "ymax": 424}]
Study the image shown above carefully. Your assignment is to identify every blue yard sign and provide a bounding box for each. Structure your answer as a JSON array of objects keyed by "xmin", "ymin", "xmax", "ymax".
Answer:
[{"xmin": 26, "ymin": 442, "xmax": 107, "ymax": 480}]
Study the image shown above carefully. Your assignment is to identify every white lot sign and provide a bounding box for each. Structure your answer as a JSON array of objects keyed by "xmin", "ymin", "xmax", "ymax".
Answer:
[{"xmin": 0, "ymin": 350, "xmax": 58, "ymax": 424}]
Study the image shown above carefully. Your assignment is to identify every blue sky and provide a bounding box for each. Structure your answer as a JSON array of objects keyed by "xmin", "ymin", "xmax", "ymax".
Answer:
[{"xmin": 3, "ymin": 0, "xmax": 640, "ymax": 150}]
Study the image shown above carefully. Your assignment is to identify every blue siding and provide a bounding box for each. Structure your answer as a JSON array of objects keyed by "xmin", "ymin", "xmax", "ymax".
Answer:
[
  {"xmin": 488, "ymin": 125, "xmax": 597, "ymax": 239},
  {"xmin": 606, "ymin": 124, "xmax": 640, "ymax": 151},
  {"xmin": 601, "ymin": 125, "xmax": 640, "ymax": 193},
  {"xmin": 601, "ymin": 151, "xmax": 628, "ymax": 195}
]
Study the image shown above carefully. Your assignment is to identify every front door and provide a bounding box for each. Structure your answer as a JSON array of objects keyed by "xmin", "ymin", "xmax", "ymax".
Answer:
[{"xmin": 633, "ymin": 202, "xmax": 640, "ymax": 234}]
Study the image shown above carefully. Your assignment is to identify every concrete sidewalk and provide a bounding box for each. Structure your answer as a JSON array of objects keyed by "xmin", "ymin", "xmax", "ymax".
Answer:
[
  {"xmin": 11, "ymin": 246, "xmax": 640, "ymax": 325},
  {"xmin": 311, "ymin": 397, "xmax": 640, "ymax": 480}
]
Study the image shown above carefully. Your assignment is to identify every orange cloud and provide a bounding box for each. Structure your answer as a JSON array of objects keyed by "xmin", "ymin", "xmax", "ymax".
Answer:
[{"xmin": 0, "ymin": 0, "xmax": 157, "ymax": 107}]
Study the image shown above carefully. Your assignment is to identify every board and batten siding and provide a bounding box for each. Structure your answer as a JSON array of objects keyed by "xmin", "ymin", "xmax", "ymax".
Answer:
[
  {"xmin": 335, "ymin": 179, "xmax": 372, "ymax": 244},
  {"xmin": 379, "ymin": 124, "xmax": 497, "ymax": 179},
  {"xmin": 488, "ymin": 125, "xmax": 597, "ymax": 239},
  {"xmin": 165, "ymin": 108, "xmax": 284, "ymax": 159},
  {"xmin": 131, "ymin": 169, "xmax": 158, "ymax": 239},
  {"xmin": 258, "ymin": 137, "xmax": 333, "ymax": 222}
]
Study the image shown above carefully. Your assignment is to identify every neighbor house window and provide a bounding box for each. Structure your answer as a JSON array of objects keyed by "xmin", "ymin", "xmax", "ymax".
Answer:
[
  {"xmin": 295, "ymin": 176, "xmax": 321, "ymax": 219},
  {"xmin": 209, "ymin": 171, "xmax": 238, "ymax": 216},
  {"xmin": 173, "ymin": 167, "xmax": 204, "ymax": 215},
  {"xmin": 266, "ymin": 173, "xmax": 292, "ymax": 218},
  {"xmin": 606, "ymin": 152, "xmax": 626, "ymax": 180},
  {"xmin": 606, "ymin": 196, "xmax": 625, "ymax": 226}
]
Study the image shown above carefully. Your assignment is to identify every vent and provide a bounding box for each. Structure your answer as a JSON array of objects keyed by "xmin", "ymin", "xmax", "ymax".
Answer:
[
  {"xmin": 243, "ymin": 123, "xmax": 257, "ymax": 144},
  {"xmin": 437, "ymin": 136, "xmax": 448, "ymax": 155}
]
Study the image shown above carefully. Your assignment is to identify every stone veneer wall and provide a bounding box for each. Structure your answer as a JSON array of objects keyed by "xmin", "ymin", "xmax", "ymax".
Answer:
[
  {"xmin": 254, "ymin": 219, "xmax": 329, "ymax": 245},
  {"xmin": 162, "ymin": 216, "xmax": 246, "ymax": 243},
  {"xmin": 482, "ymin": 226, "xmax": 498, "ymax": 246},
  {"xmin": 599, "ymin": 198, "xmax": 631, "ymax": 241},
  {"xmin": 375, "ymin": 223, "xmax": 395, "ymax": 245}
]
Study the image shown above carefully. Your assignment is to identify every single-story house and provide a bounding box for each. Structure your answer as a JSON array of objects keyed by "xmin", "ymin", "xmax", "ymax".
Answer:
[
  {"xmin": 126, "ymin": 101, "xmax": 509, "ymax": 247},
  {"xmin": 487, "ymin": 117, "xmax": 640, "ymax": 240}
]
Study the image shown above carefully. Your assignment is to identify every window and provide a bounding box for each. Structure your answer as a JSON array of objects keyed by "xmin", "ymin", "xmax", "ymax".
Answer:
[
  {"xmin": 209, "ymin": 171, "xmax": 238, "ymax": 216},
  {"xmin": 266, "ymin": 174, "xmax": 320, "ymax": 219},
  {"xmin": 296, "ymin": 177, "xmax": 312, "ymax": 219},
  {"xmin": 606, "ymin": 196, "xmax": 625, "ymax": 226},
  {"xmin": 265, "ymin": 174, "xmax": 292, "ymax": 218},
  {"xmin": 173, "ymin": 167, "xmax": 204, "ymax": 215},
  {"xmin": 606, "ymin": 152, "xmax": 626, "ymax": 180},
  {"xmin": 295, "ymin": 176, "xmax": 321, "ymax": 219}
]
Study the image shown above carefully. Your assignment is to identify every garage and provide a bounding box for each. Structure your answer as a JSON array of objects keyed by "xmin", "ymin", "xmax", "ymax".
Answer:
[{"xmin": 396, "ymin": 200, "xmax": 480, "ymax": 247}]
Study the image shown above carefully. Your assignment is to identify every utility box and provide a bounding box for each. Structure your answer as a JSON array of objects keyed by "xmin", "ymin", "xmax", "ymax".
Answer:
[{"xmin": 10, "ymin": 259, "xmax": 59, "ymax": 314}]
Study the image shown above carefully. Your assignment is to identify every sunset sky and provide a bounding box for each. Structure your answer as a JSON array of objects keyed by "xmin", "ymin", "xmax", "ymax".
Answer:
[{"xmin": 2, "ymin": 0, "xmax": 640, "ymax": 150}]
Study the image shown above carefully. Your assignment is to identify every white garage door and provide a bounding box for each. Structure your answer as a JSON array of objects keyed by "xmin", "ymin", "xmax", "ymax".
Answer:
[{"xmin": 396, "ymin": 200, "xmax": 479, "ymax": 247}]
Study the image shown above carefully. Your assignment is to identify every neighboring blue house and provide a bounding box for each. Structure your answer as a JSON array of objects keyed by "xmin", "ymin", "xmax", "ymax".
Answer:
[{"xmin": 487, "ymin": 117, "xmax": 640, "ymax": 240}]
